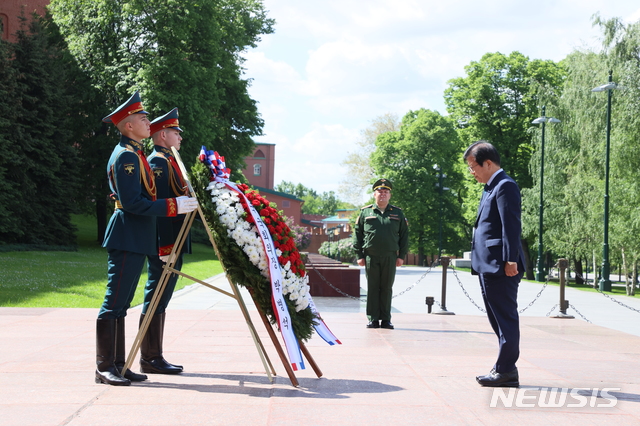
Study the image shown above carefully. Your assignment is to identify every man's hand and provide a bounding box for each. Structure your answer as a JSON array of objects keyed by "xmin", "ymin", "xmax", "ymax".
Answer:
[
  {"xmin": 396, "ymin": 258, "xmax": 404, "ymax": 267},
  {"xmin": 159, "ymin": 255, "xmax": 170, "ymax": 263},
  {"xmin": 176, "ymin": 196, "xmax": 198, "ymax": 214},
  {"xmin": 505, "ymin": 261, "xmax": 518, "ymax": 277},
  {"xmin": 357, "ymin": 258, "xmax": 365, "ymax": 267}
]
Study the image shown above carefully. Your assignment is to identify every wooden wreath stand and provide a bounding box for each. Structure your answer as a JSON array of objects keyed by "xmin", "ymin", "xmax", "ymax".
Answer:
[{"xmin": 121, "ymin": 153, "xmax": 322, "ymax": 388}]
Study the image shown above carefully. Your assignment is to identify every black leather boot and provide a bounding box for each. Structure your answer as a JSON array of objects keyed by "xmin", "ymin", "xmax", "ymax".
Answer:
[
  {"xmin": 140, "ymin": 312, "xmax": 183, "ymax": 374},
  {"xmin": 95, "ymin": 318, "xmax": 130, "ymax": 386},
  {"xmin": 115, "ymin": 317, "xmax": 148, "ymax": 382}
]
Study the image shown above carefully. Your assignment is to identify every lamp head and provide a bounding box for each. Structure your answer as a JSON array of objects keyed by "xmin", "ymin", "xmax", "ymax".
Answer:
[{"xmin": 592, "ymin": 82, "xmax": 617, "ymax": 92}]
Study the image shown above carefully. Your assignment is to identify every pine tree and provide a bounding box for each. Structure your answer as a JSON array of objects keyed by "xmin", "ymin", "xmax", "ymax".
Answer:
[{"xmin": 1, "ymin": 14, "xmax": 80, "ymax": 246}]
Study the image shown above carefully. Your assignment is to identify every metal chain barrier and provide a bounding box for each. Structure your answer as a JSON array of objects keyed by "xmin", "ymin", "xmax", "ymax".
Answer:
[
  {"xmin": 391, "ymin": 260, "xmax": 438, "ymax": 298},
  {"xmin": 305, "ymin": 259, "xmax": 438, "ymax": 303},
  {"xmin": 545, "ymin": 304, "xmax": 558, "ymax": 317},
  {"xmin": 450, "ymin": 263, "xmax": 556, "ymax": 314},
  {"xmin": 305, "ymin": 261, "xmax": 367, "ymax": 302},
  {"xmin": 450, "ymin": 266, "xmax": 486, "ymax": 313},
  {"xmin": 569, "ymin": 303, "xmax": 591, "ymax": 323},
  {"xmin": 572, "ymin": 270, "xmax": 640, "ymax": 314}
]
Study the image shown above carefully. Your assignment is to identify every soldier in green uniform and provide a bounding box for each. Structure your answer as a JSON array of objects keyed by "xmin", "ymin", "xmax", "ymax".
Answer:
[
  {"xmin": 353, "ymin": 179, "xmax": 409, "ymax": 330},
  {"xmin": 139, "ymin": 108, "xmax": 190, "ymax": 375}
]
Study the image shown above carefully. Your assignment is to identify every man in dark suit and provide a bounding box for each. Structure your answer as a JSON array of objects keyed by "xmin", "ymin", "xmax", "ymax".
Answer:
[
  {"xmin": 463, "ymin": 141, "xmax": 525, "ymax": 388},
  {"xmin": 97, "ymin": 92, "xmax": 198, "ymax": 386}
]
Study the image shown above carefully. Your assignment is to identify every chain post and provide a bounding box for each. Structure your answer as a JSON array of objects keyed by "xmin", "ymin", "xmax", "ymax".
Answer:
[
  {"xmin": 551, "ymin": 258, "xmax": 574, "ymax": 319},
  {"xmin": 433, "ymin": 256, "xmax": 455, "ymax": 315}
]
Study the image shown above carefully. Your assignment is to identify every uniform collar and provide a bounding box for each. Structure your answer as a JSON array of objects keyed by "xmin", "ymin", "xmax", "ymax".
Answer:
[
  {"xmin": 154, "ymin": 145, "xmax": 173, "ymax": 157},
  {"xmin": 120, "ymin": 135, "xmax": 144, "ymax": 152},
  {"xmin": 374, "ymin": 202, "xmax": 390, "ymax": 213}
]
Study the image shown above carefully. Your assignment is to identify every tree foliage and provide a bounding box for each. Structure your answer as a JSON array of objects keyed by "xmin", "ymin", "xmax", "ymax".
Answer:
[
  {"xmin": 525, "ymin": 15, "xmax": 640, "ymax": 282},
  {"xmin": 370, "ymin": 109, "xmax": 466, "ymax": 262},
  {"xmin": 274, "ymin": 181, "xmax": 354, "ymax": 216},
  {"xmin": 0, "ymin": 14, "xmax": 99, "ymax": 247},
  {"xmin": 445, "ymin": 51, "xmax": 565, "ymax": 189},
  {"xmin": 339, "ymin": 113, "xmax": 400, "ymax": 205},
  {"xmin": 49, "ymin": 0, "xmax": 274, "ymax": 239}
]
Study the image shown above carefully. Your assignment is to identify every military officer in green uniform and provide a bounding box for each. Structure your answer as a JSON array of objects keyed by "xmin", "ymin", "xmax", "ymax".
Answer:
[
  {"xmin": 353, "ymin": 179, "xmax": 409, "ymax": 330},
  {"xmin": 97, "ymin": 92, "xmax": 199, "ymax": 386},
  {"xmin": 139, "ymin": 107, "xmax": 191, "ymax": 375}
]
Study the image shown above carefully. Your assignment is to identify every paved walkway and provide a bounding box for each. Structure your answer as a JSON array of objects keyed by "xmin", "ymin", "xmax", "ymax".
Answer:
[{"xmin": 1, "ymin": 266, "xmax": 639, "ymax": 425}]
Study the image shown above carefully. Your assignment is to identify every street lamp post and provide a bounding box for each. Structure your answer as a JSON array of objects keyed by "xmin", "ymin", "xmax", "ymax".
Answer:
[
  {"xmin": 592, "ymin": 70, "xmax": 617, "ymax": 292},
  {"xmin": 433, "ymin": 165, "xmax": 449, "ymax": 262},
  {"xmin": 532, "ymin": 106, "xmax": 560, "ymax": 282}
]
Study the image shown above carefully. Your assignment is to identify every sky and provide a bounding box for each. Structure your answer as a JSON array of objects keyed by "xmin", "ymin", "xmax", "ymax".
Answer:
[{"xmin": 242, "ymin": 0, "xmax": 640, "ymax": 199}]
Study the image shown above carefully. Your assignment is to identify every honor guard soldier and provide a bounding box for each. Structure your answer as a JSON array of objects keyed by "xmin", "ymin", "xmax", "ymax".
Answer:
[
  {"xmin": 96, "ymin": 92, "xmax": 199, "ymax": 386},
  {"xmin": 139, "ymin": 108, "xmax": 190, "ymax": 375},
  {"xmin": 353, "ymin": 179, "xmax": 409, "ymax": 330}
]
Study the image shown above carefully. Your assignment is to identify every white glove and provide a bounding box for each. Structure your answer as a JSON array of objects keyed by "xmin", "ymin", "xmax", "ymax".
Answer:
[
  {"xmin": 159, "ymin": 255, "xmax": 170, "ymax": 263},
  {"xmin": 176, "ymin": 196, "xmax": 198, "ymax": 214}
]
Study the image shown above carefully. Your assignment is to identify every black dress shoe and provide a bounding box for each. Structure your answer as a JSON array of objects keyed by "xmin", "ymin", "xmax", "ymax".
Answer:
[
  {"xmin": 118, "ymin": 366, "xmax": 148, "ymax": 382},
  {"xmin": 95, "ymin": 367, "xmax": 131, "ymax": 386},
  {"xmin": 366, "ymin": 320, "xmax": 380, "ymax": 329},
  {"xmin": 476, "ymin": 368, "xmax": 519, "ymax": 387},
  {"xmin": 140, "ymin": 357, "xmax": 183, "ymax": 374},
  {"xmin": 380, "ymin": 321, "xmax": 394, "ymax": 329}
]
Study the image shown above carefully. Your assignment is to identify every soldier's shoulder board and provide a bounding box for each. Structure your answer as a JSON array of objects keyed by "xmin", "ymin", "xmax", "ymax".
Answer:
[
  {"xmin": 360, "ymin": 204, "xmax": 373, "ymax": 210},
  {"xmin": 389, "ymin": 204, "xmax": 402, "ymax": 210}
]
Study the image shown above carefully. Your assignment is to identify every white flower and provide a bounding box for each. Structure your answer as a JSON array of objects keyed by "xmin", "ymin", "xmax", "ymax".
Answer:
[
  {"xmin": 258, "ymin": 258, "xmax": 268, "ymax": 271},
  {"xmin": 289, "ymin": 290, "xmax": 300, "ymax": 301},
  {"xmin": 209, "ymin": 183, "xmax": 311, "ymax": 313},
  {"xmin": 216, "ymin": 203, "xmax": 228, "ymax": 215}
]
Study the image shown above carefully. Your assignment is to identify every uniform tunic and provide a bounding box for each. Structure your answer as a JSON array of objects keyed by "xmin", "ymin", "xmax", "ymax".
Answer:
[
  {"xmin": 143, "ymin": 146, "xmax": 191, "ymax": 314},
  {"xmin": 99, "ymin": 136, "xmax": 178, "ymax": 319},
  {"xmin": 353, "ymin": 203, "xmax": 409, "ymax": 321}
]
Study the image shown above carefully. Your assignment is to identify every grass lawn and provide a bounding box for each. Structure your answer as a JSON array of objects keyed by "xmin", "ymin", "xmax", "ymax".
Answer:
[{"xmin": 0, "ymin": 215, "xmax": 223, "ymax": 308}]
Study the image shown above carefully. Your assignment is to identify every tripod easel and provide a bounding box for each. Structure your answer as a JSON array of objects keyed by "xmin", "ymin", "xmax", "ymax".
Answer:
[{"xmin": 121, "ymin": 150, "xmax": 322, "ymax": 387}]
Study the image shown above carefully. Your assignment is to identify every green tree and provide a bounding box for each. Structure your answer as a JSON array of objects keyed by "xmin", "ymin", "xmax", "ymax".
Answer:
[
  {"xmin": 445, "ymin": 51, "xmax": 565, "ymax": 189},
  {"xmin": 274, "ymin": 181, "xmax": 353, "ymax": 215},
  {"xmin": 0, "ymin": 35, "xmax": 19, "ymax": 242},
  {"xmin": 274, "ymin": 181, "xmax": 317, "ymax": 199},
  {"xmin": 371, "ymin": 109, "xmax": 465, "ymax": 264},
  {"xmin": 339, "ymin": 113, "xmax": 400, "ymax": 205},
  {"xmin": 529, "ymin": 15, "xmax": 640, "ymax": 287},
  {"xmin": 0, "ymin": 14, "xmax": 82, "ymax": 246},
  {"xmin": 49, "ymin": 0, "xmax": 274, "ymax": 240}
]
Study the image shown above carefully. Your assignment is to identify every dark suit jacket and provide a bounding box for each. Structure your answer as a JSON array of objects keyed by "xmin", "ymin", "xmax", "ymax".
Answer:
[{"xmin": 471, "ymin": 170, "xmax": 525, "ymax": 276}]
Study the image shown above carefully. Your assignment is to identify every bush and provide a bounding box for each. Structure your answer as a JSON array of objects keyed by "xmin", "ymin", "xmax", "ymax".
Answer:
[
  {"xmin": 283, "ymin": 216, "xmax": 312, "ymax": 251},
  {"xmin": 318, "ymin": 237, "xmax": 357, "ymax": 263}
]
